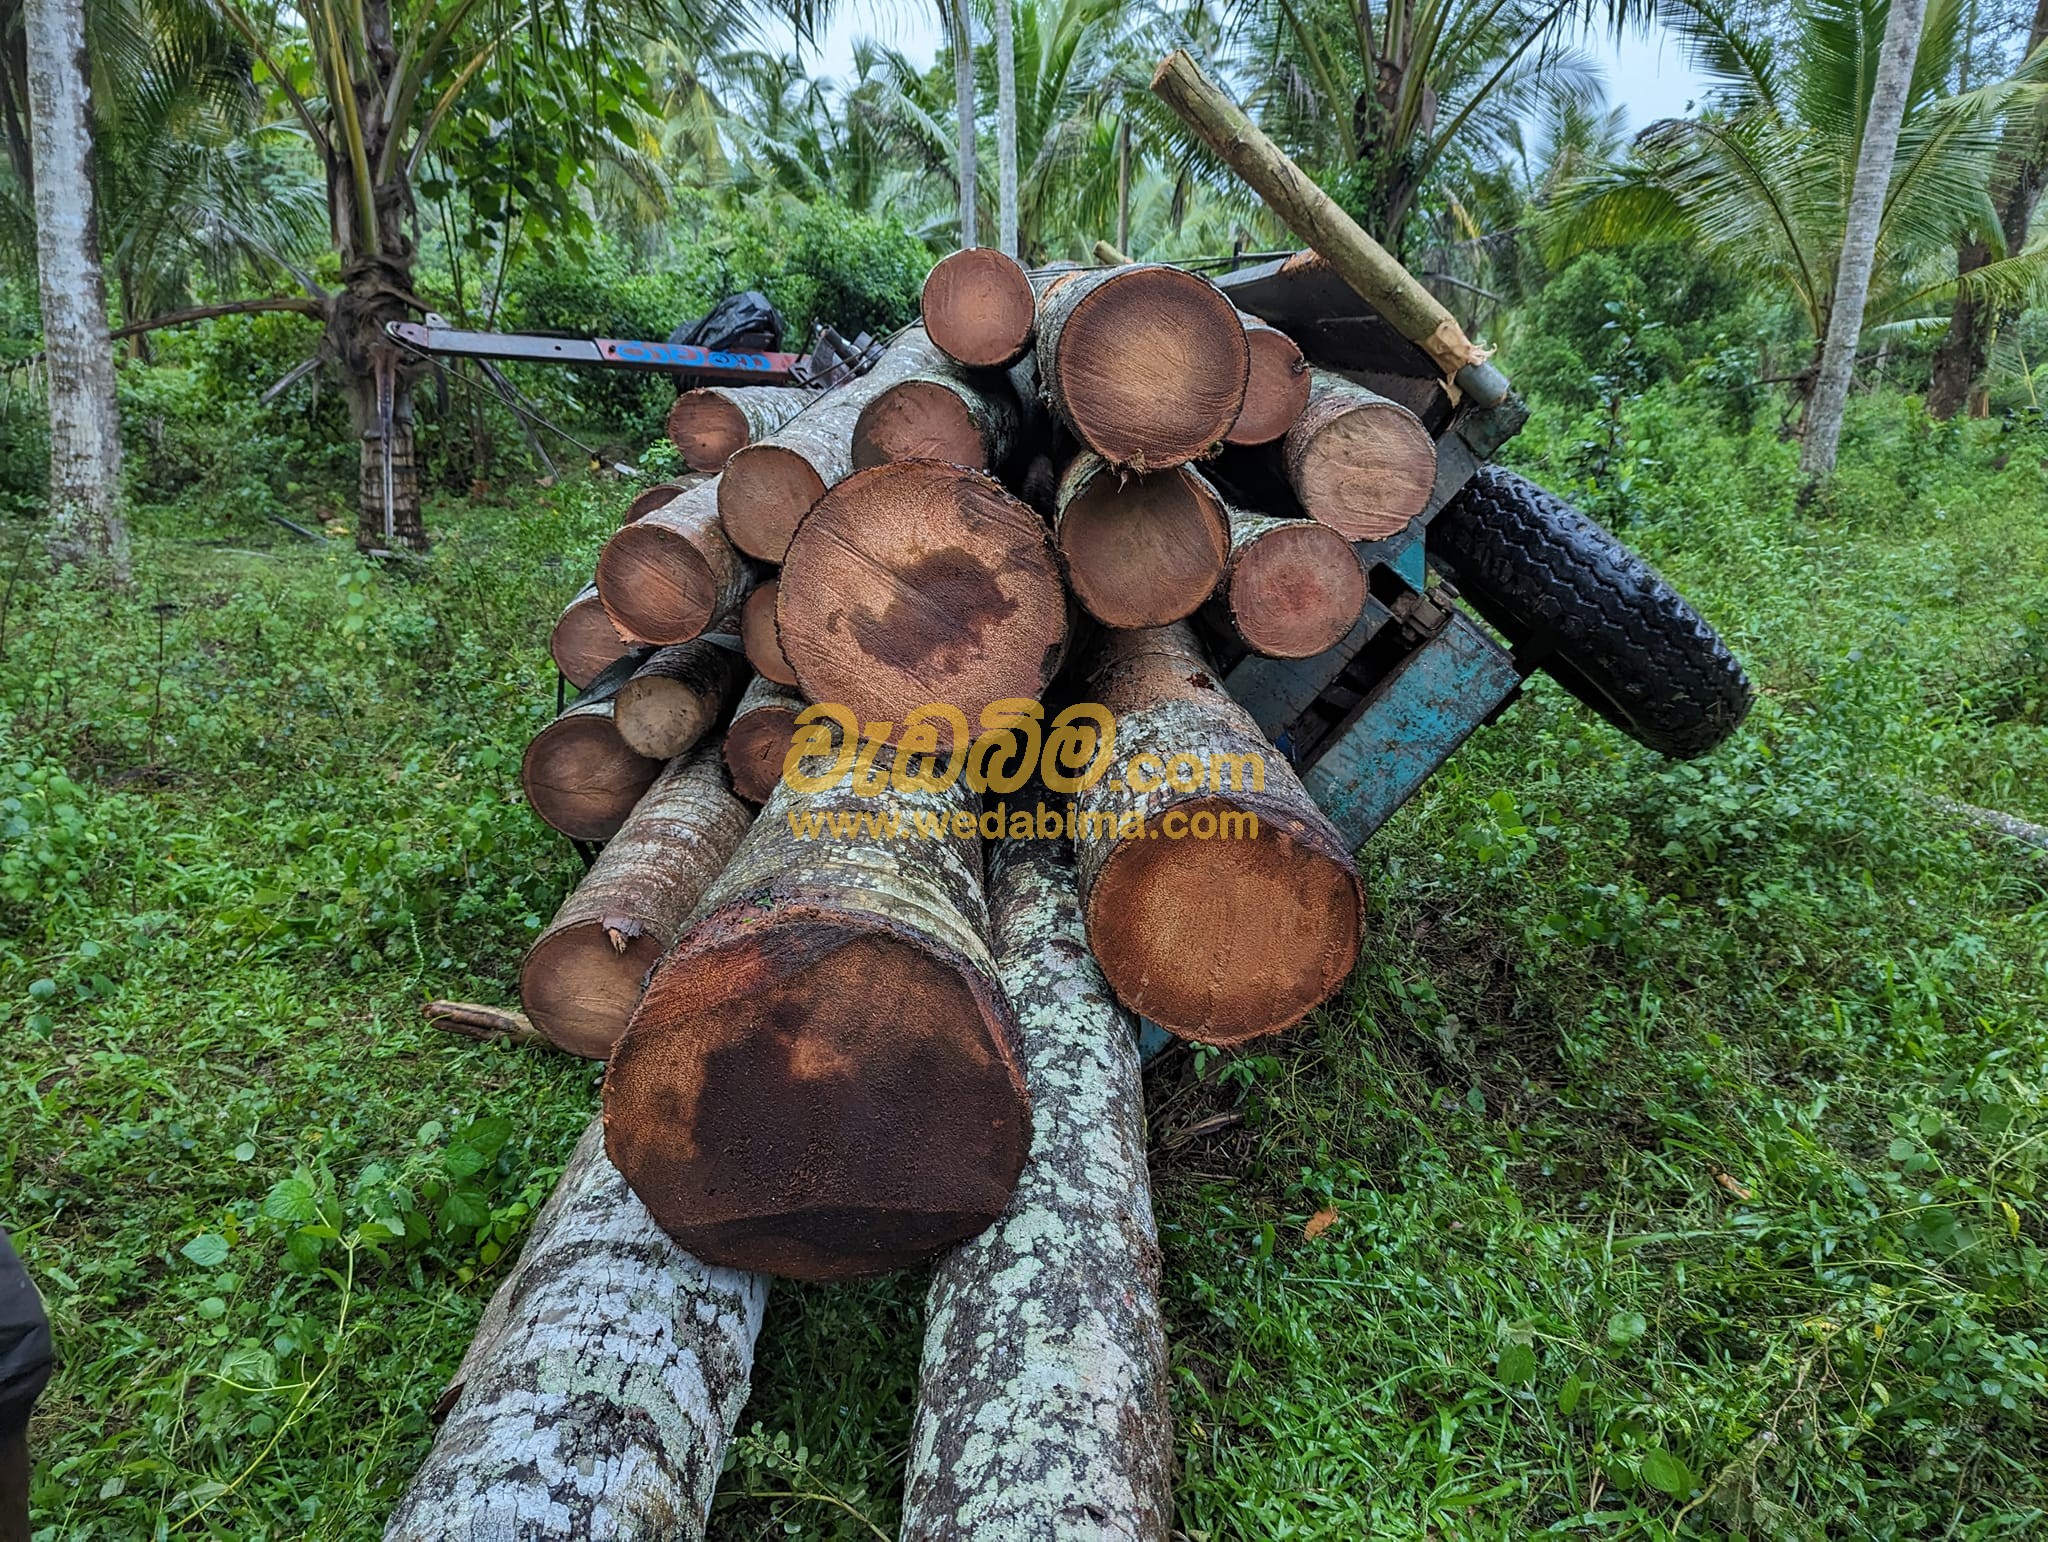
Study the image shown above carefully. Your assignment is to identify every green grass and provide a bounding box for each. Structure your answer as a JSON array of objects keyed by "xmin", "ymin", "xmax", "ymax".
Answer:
[{"xmin": 5, "ymin": 387, "xmax": 2047, "ymax": 1539}]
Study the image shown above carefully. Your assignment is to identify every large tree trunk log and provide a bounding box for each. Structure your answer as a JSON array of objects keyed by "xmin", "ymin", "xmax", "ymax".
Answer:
[
  {"xmin": 625, "ymin": 481, "xmax": 692, "ymax": 524},
  {"xmin": 1055, "ymin": 454, "xmax": 1229, "ymax": 629},
  {"xmin": 1035, "ymin": 265, "xmax": 1248, "ymax": 472},
  {"xmin": 522, "ymin": 653, "xmax": 665, "ymax": 841},
  {"xmin": 597, "ymin": 480, "xmax": 752, "ymax": 646},
  {"xmin": 382, "ymin": 1119, "xmax": 768, "ymax": 1541},
  {"xmin": 740, "ymin": 581, "xmax": 797, "ymax": 688},
  {"xmin": 1222, "ymin": 506, "xmax": 1366, "ymax": 658},
  {"xmin": 520, "ymin": 746, "xmax": 752, "ymax": 1058},
  {"xmin": 1227, "ymin": 315, "xmax": 1311, "ymax": 446},
  {"xmin": 921, "ymin": 247, "xmax": 1037, "ymax": 368},
  {"xmin": 722, "ymin": 675, "xmax": 803, "ymax": 803},
  {"xmin": 851, "ymin": 365, "xmax": 1020, "ymax": 473},
  {"xmin": 614, "ymin": 641, "xmax": 742, "ymax": 760},
  {"xmin": 718, "ymin": 331, "xmax": 953, "ymax": 562},
  {"xmin": 603, "ymin": 758, "xmax": 1031, "ymax": 1281},
  {"xmin": 1281, "ymin": 369, "xmax": 1436, "ymax": 539},
  {"xmin": 901, "ymin": 829, "xmax": 1173, "ymax": 1542},
  {"xmin": 778, "ymin": 461, "xmax": 1067, "ymax": 738},
  {"xmin": 550, "ymin": 582, "xmax": 634, "ymax": 690},
  {"xmin": 666, "ymin": 386, "xmax": 815, "ymax": 471},
  {"xmin": 1075, "ymin": 623, "xmax": 1361, "ymax": 1042}
]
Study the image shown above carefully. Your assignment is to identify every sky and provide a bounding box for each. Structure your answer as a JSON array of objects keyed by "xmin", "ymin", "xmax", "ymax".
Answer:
[{"xmin": 756, "ymin": 7, "xmax": 1717, "ymax": 136}]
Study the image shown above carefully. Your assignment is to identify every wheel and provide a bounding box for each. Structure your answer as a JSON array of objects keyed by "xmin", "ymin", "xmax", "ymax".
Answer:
[{"xmin": 1429, "ymin": 466, "xmax": 1753, "ymax": 759}]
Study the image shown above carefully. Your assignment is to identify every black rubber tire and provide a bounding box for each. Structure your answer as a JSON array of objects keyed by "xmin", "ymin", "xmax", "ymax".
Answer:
[{"xmin": 1430, "ymin": 466, "xmax": 1753, "ymax": 759}]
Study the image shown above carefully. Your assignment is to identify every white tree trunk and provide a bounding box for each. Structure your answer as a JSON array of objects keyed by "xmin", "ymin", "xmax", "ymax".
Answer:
[
  {"xmin": 948, "ymin": 0, "xmax": 978, "ymax": 248},
  {"xmin": 1801, "ymin": 0, "xmax": 1928, "ymax": 479},
  {"xmin": 994, "ymin": 0, "xmax": 1020, "ymax": 260},
  {"xmin": 23, "ymin": 0, "xmax": 129, "ymax": 580},
  {"xmin": 384, "ymin": 1119, "xmax": 768, "ymax": 1540}
]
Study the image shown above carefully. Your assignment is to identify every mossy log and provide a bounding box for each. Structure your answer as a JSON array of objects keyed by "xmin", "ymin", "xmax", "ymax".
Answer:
[
  {"xmin": 1222, "ymin": 505, "xmax": 1366, "ymax": 659},
  {"xmin": 1073, "ymin": 623, "xmax": 1362, "ymax": 1042},
  {"xmin": 1055, "ymin": 454, "xmax": 1229, "ymax": 629},
  {"xmin": 901, "ymin": 829, "xmax": 1172, "ymax": 1541},
  {"xmin": 550, "ymin": 582, "xmax": 633, "ymax": 690},
  {"xmin": 521, "ymin": 652, "xmax": 664, "ymax": 842},
  {"xmin": 614, "ymin": 641, "xmax": 743, "ymax": 760},
  {"xmin": 921, "ymin": 247, "xmax": 1038, "ymax": 368},
  {"xmin": 665, "ymin": 385, "xmax": 815, "ymax": 471},
  {"xmin": 721, "ymin": 674, "xmax": 804, "ymax": 803},
  {"xmin": 1281, "ymin": 369, "xmax": 1437, "ymax": 540},
  {"xmin": 851, "ymin": 365, "xmax": 1020, "ymax": 473},
  {"xmin": 382, "ymin": 1119, "xmax": 767, "ymax": 1541},
  {"xmin": 596, "ymin": 480, "xmax": 753, "ymax": 647},
  {"xmin": 739, "ymin": 581, "xmax": 797, "ymax": 687}
]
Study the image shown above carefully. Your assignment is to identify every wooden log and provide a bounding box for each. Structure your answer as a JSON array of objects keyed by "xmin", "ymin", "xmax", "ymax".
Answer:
[
  {"xmin": 425, "ymin": 1000, "xmax": 549, "ymax": 1049},
  {"xmin": 921, "ymin": 247, "xmax": 1038, "ymax": 368},
  {"xmin": 382, "ymin": 1119, "xmax": 767, "ymax": 1541},
  {"xmin": 901, "ymin": 828, "xmax": 1173, "ymax": 1542},
  {"xmin": 1281, "ymin": 369, "xmax": 1436, "ymax": 539},
  {"xmin": 1054, "ymin": 454, "xmax": 1229, "ymax": 629},
  {"xmin": 1228, "ymin": 315, "xmax": 1312, "ymax": 446},
  {"xmin": 613, "ymin": 640, "xmax": 742, "ymax": 761},
  {"xmin": 550, "ymin": 582, "xmax": 632, "ymax": 690},
  {"xmin": 778, "ymin": 460, "xmax": 1067, "ymax": 739},
  {"xmin": 851, "ymin": 365, "xmax": 1020, "ymax": 473},
  {"xmin": 1091, "ymin": 239, "xmax": 1132, "ymax": 265},
  {"xmin": 1222, "ymin": 506, "xmax": 1367, "ymax": 658},
  {"xmin": 1035, "ymin": 263, "xmax": 1248, "ymax": 473},
  {"xmin": 739, "ymin": 579, "xmax": 798, "ymax": 687},
  {"xmin": 596, "ymin": 480, "xmax": 752, "ymax": 647},
  {"xmin": 625, "ymin": 480, "xmax": 689, "ymax": 524},
  {"xmin": 665, "ymin": 385, "xmax": 814, "ymax": 471},
  {"xmin": 520, "ymin": 747, "xmax": 752, "ymax": 1058},
  {"xmin": 521, "ymin": 653, "xmax": 664, "ymax": 841},
  {"xmin": 718, "ymin": 331, "xmax": 952, "ymax": 562},
  {"xmin": 603, "ymin": 758, "xmax": 1031, "ymax": 1281},
  {"xmin": 1074, "ymin": 623, "xmax": 1362, "ymax": 1042},
  {"xmin": 721, "ymin": 675, "xmax": 803, "ymax": 803}
]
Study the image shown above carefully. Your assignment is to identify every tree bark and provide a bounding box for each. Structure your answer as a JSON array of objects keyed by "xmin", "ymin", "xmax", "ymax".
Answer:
[
  {"xmin": 1227, "ymin": 316, "xmax": 1312, "ymax": 446},
  {"xmin": 1054, "ymin": 454, "xmax": 1229, "ymax": 628},
  {"xmin": 521, "ymin": 653, "xmax": 665, "ymax": 842},
  {"xmin": 1222, "ymin": 506, "xmax": 1367, "ymax": 658},
  {"xmin": 777, "ymin": 461, "xmax": 1068, "ymax": 739},
  {"xmin": 722, "ymin": 675, "xmax": 803, "ymax": 802},
  {"xmin": 382, "ymin": 1119, "xmax": 768, "ymax": 1540},
  {"xmin": 666, "ymin": 386, "xmax": 815, "ymax": 471},
  {"xmin": 1281, "ymin": 369, "xmax": 1436, "ymax": 539},
  {"xmin": 740, "ymin": 581, "xmax": 797, "ymax": 687},
  {"xmin": 1801, "ymin": 0, "xmax": 1928, "ymax": 477},
  {"xmin": 23, "ymin": 0, "xmax": 129, "ymax": 581},
  {"xmin": 602, "ymin": 755, "xmax": 1030, "ymax": 1281},
  {"xmin": 597, "ymin": 480, "xmax": 752, "ymax": 646},
  {"xmin": 921, "ymin": 247, "xmax": 1037, "ymax": 368},
  {"xmin": 901, "ymin": 829, "xmax": 1173, "ymax": 1542},
  {"xmin": 520, "ymin": 747, "xmax": 752, "ymax": 1058},
  {"xmin": 948, "ymin": 0, "xmax": 978, "ymax": 249},
  {"xmin": 851, "ymin": 364, "xmax": 1020, "ymax": 472},
  {"xmin": 717, "ymin": 330, "xmax": 954, "ymax": 562},
  {"xmin": 1035, "ymin": 265, "xmax": 1248, "ymax": 473},
  {"xmin": 994, "ymin": 0, "xmax": 1020, "ymax": 259},
  {"xmin": 550, "ymin": 582, "xmax": 633, "ymax": 690},
  {"xmin": 614, "ymin": 641, "xmax": 743, "ymax": 760},
  {"xmin": 1074, "ymin": 623, "xmax": 1362, "ymax": 1043}
]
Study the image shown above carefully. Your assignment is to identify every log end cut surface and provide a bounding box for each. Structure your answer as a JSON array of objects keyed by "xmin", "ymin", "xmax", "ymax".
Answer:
[
  {"xmin": 1061, "ymin": 467, "xmax": 1229, "ymax": 628},
  {"xmin": 1088, "ymin": 799, "xmax": 1361, "ymax": 1043},
  {"xmin": 718, "ymin": 445, "xmax": 827, "ymax": 562},
  {"xmin": 1295, "ymin": 400, "xmax": 1437, "ymax": 539},
  {"xmin": 605, "ymin": 915, "xmax": 1030, "ymax": 1280},
  {"xmin": 922, "ymin": 248, "xmax": 1037, "ymax": 367},
  {"xmin": 596, "ymin": 523, "xmax": 721, "ymax": 645},
  {"xmin": 667, "ymin": 392, "xmax": 751, "ymax": 471},
  {"xmin": 625, "ymin": 482, "xmax": 687, "ymax": 524},
  {"xmin": 1231, "ymin": 522, "xmax": 1366, "ymax": 657},
  {"xmin": 741, "ymin": 582, "xmax": 798, "ymax": 686},
  {"xmin": 853, "ymin": 380, "xmax": 986, "ymax": 471},
  {"xmin": 520, "ymin": 924, "xmax": 669, "ymax": 1060},
  {"xmin": 1228, "ymin": 325, "xmax": 1312, "ymax": 445},
  {"xmin": 723, "ymin": 702, "xmax": 796, "ymax": 802},
  {"xmin": 550, "ymin": 597, "xmax": 629, "ymax": 690},
  {"xmin": 522, "ymin": 717, "xmax": 662, "ymax": 841},
  {"xmin": 1058, "ymin": 268, "xmax": 1247, "ymax": 468}
]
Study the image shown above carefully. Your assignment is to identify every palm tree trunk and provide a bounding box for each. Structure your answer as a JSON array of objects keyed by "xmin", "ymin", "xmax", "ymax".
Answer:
[
  {"xmin": 1115, "ymin": 115, "xmax": 1131, "ymax": 255},
  {"xmin": 947, "ymin": 0, "xmax": 977, "ymax": 248},
  {"xmin": 994, "ymin": 0, "xmax": 1018, "ymax": 259},
  {"xmin": 23, "ymin": 0, "xmax": 130, "ymax": 581},
  {"xmin": 1801, "ymin": 0, "xmax": 1928, "ymax": 480}
]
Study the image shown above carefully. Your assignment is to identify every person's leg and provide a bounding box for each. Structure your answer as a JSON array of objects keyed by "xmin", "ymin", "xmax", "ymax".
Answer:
[{"xmin": 0, "ymin": 1230, "xmax": 52, "ymax": 1542}]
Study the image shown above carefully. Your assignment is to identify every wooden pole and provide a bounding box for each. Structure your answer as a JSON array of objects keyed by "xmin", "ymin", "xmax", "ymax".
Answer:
[
  {"xmin": 382, "ymin": 1120, "xmax": 767, "ymax": 1541},
  {"xmin": 722, "ymin": 675, "xmax": 803, "ymax": 803},
  {"xmin": 901, "ymin": 828, "xmax": 1173, "ymax": 1542},
  {"xmin": 921, "ymin": 247, "xmax": 1038, "ymax": 368},
  {"xmin": 520, "ymin": 746, "xmax": 752, "ymax": 1058},
  {"xmin": 521, "ymin": 653, "xmax": 664, "ymax": 842},
  {"xmin": 549, "ymin": 582, "xmax": 633, "ymax": 690},
  {"xmin": 1282, "ymin": 369, "xmax": 1436, "ymax": 540},
  {"xmin": 666, "ymin": 385, "xmax": 814, "ymax": 471},
  {"xmin": 613, "ymin": 640, "xmax": 742, "ymax": 761},
  {"xmin": 1222, "ymin": 506, "xmax": 1366, "ymax": 659},
  {"xmin": 851, "ymin": 365, "xmax": 1020, "ymax": 473},
  {"xmin": 1054, "ymin": 454, "xmax": 1229, "ymax": 629},
  {"xmin": 596, "ymin": 480, "xmax": 753, "ymax": 647},
  {"xmin": 739, "ymin": 580, "xmax": 797, "ymax": 687}
]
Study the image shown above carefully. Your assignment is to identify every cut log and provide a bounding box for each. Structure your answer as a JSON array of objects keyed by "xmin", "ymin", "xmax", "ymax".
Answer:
[
  {"xmin": 1035, "ymin": 264, "xmax": 1248, "ymax": 472},
  {"xmin": 851, "ymin": 365, "xmax": 1019, "ymax": 473},
  {"xmin": 739, "ymin": 580, "xmax": 797, "ymax": 687},
  {"xmin": 625, "ymin": 480, "xmax": 690, "ymax": 524},
  {"xmin": 603, "ymin": 760, "xmax": 1030, "ymax": 1281},
  {"xmin": 778, "ymin": 461, "xmax": 1067, "ymax": 738},
  {"xmin": 921, "ymin": 247, "xmax": 1038, "ymax": 368},
  {"xmin": 718, "ymin": 331, "xmax": 952, "ymax": 562},
  {"xmin": 520, "ymin": 746, "xmax": 752, "ymax": 1058},
  {"xmin": 1228, "ymin": 315, "xmax": 1311, "ymax": 446},
  {"xmin": 1281, "ymin": 369, "xmax": 1437, "ymax": 539},
  {"xmin": 1074, "ymin": 623, "xmax": 1362, "ymax": 1042},
  {"xmin": 901, "ymin": 829, "xmax": 1173, "ymax": 1542},
  {"xmin": 722, "ymin": 675, "xmax": 803, "ymax": 803},
  {"xmin": 382, "ymin": 1119, "xmax": 767, "ymax": 1541},
  {"xmin": 1223, "ymin": 506, "xmax": 1367, "ymax": 658},
  {"xmin": 665, "ymin": 385, "xmax": 815, "ymax": 471},
  {"xmin": 596, "ymin": 479, "xmax": 752, "ymax": 646},
  {"xmin": 613, "ymin": 641, "xmax": 743, "ymax": 761},
  {"xmin": 550, "ymin": 582, "xmax": 632, "ymax": 690},
  {"xmin": 522, "ymin": 653, "xmax": 664, "ymax": 841},
  {"xmin": 1055, "ymin": 454, "xmax": 1229, "ymax": 629}
]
